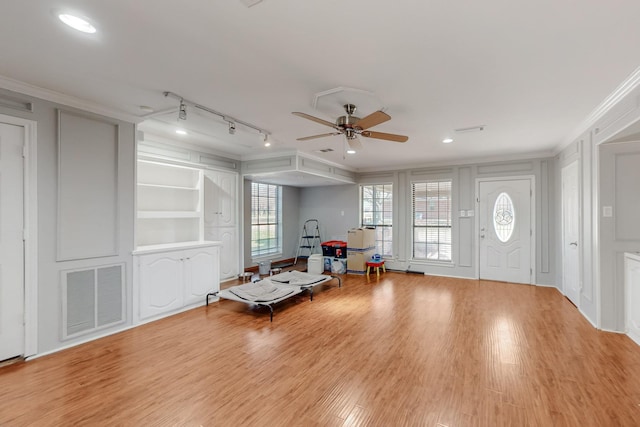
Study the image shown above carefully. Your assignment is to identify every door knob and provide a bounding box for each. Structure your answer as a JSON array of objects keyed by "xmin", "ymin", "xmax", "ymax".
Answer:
[
  {"xmin": 570, "ymin": 242, "xmax": 578, "ymax": 247},
  {"xmin": 480, "ymin": 234, "xmax": 485, "ymax": 239}
]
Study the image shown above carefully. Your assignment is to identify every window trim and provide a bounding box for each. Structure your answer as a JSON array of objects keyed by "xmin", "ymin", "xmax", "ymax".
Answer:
[
  {"xmin": 411, "ymin": 179, "xmax": 453, "ymax": 263},
  {"xmin": 250, "ymin": 182, "xmax": 282, "ymax": 259}
]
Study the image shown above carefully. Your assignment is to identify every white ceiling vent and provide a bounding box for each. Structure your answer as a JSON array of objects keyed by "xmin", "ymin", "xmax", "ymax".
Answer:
[{"xmin": 455, "ymin": 125, "xmax": 485, "ymax": 133}]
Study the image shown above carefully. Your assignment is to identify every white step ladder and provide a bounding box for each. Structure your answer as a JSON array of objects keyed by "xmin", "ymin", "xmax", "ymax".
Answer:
[{"xmin": 294, "ymin": 219, "xmax": 322, "ymax": 265}]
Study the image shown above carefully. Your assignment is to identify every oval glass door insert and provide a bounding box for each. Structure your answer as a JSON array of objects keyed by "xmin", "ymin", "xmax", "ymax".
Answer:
[{"xmin": 493, "ymin": 192, "xmax": 515, "ymax": 242}]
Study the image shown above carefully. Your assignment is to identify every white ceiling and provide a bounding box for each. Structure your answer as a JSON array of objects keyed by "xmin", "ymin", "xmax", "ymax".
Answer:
[{"xmin": 2, "ymin": 1, "xmax": 640, "ymax": 173}]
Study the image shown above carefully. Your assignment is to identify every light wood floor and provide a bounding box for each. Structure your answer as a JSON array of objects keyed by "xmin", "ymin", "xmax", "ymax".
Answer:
[{"xmin": 3, "ymin": 272, "xmax": 640, "ymax": 426}]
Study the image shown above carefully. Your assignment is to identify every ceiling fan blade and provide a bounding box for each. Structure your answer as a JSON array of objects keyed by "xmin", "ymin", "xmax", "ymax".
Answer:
[
  {"xmin": 354, "ymin": 111, "xmax": 391, "ymax": 130},
  {"xmin": 361, "ymin": 130, "xmax": 409, "ymax": 143},
  {"xmin": 347, "ymin": 136, "xmax": 363, "ymax": 150},
  {"xmin": 297, "ymin": 132, "xmax": 341, "ymax": 141},
  {"xmin": 292, "ymin": 112, "xmax": 338, "ymax": 129}
]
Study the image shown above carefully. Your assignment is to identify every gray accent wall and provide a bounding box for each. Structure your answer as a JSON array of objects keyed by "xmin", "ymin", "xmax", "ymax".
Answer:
[
  {"xmin": 297, "ymin": 158, "xmax": 556, "ymax": 285},
  {"xmin": 0, "ymin": 88, "xmax": 135, "ymax": 355},
  {"xmin": 598, "ymin": 140, "xmax": 640, "ymax": 331}
]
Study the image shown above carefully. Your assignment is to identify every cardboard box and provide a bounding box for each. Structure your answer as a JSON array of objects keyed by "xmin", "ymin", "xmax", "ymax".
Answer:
[
  {"xmin": 347, "ymin": 228, "xmax": 375, "ymax": 250},
  {"xmin": 347, "ymin": 249, "xmax": 376, "ymax": 273}
]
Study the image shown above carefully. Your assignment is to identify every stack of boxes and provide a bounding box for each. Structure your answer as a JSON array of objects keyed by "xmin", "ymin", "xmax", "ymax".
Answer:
[
  {"xmin": 346, "ymin": 228, "xmax": 376, "ymax": 274},
  {"xmin": 321, "ymin": 240, "xmax": 347, "ymax": 274}
]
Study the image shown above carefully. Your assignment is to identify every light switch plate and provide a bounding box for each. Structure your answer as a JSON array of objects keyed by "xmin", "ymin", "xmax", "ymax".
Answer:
[
  {"xmin": 466, "ymin": 210, "xmax": 475, "ymax": 217},
  {"xmin": 459, "ymin": 210, "xmax": 467, "ymax": 217}
]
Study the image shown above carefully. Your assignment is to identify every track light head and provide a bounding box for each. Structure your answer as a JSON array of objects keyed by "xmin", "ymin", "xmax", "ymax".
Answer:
[
  {"xmin": 178, "ymin": 100, "xmax": 187, "ymax": 121},
  {"xmin": 228, "ymin": 121, "xmax": 236, "ymax": 135}
]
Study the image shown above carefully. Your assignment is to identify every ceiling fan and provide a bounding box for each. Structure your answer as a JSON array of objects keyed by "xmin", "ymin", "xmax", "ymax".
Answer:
[{"xmin": 292, "ymin": 104, "xmax": 408, "ymax": 150}]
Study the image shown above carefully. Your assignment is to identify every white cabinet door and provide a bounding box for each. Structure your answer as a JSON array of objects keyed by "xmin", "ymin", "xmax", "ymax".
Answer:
[
  {"xmin": 183, "ymin": 246, "xmax": 220, "ymax": 305},
  {"xmin": 216, "ymin": 171, "xmax": 237, "ymax": 227},
  {"xmin": 204, "ymin": 170, "xmax": 237, "ymax": 227},
  {"xmin": 205, "ymin": 227, "xmax": 238, "ymax": 280},
  {"xmin": 138, "ymin": 252, "xmax": 183, "ymax": 319}
]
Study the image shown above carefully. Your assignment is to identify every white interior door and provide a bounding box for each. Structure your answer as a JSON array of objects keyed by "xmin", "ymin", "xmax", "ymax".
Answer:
[
  {"xmin": 479, "ymin": 179, "xmax": 532, "ymax": 284},
  {"xmin": 0, "ymin": 122, "xmax": 25, "ymax": 361},
  {"xmin": 562, "ymin": 161, "xmax": 580, "ymax": 306}
]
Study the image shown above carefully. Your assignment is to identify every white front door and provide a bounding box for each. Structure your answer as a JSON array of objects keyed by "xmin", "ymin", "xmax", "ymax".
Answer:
[
  {"xmin": 0, "ymin": 122, "xmax": 25, "ymax": 361},
  {"xmin": 479, "ymin": 179, "xmax": 532, "ymax": 284},
  {"xmin": 562, "ymin": 161, "xmax": 580, "ymax": 306}
]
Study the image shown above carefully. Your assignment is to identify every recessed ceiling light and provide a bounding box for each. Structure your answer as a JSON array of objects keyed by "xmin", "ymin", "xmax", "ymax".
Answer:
[
  {"xmin": 442, "ymin": 138, "xmax": 453, "ymax": 144},
  {"xmin": 175, "ymin": 129, "xmax": 187, "ymax": 135},
  {"xmin": 264, "ymin": 142, "xmax": 271, "ymax": 147},
  {"xmin": 346, "ymin": 149, "xmax": 356, "ymax": 154},
  {"xmin": 58, "ymin": 14, "xmax": 97, "ymax": 34}
]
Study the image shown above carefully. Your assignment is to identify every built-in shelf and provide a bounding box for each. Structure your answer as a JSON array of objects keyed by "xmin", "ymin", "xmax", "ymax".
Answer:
[{"xmin": 136, "ymin": 160, "xmax": 204, "ymax": 247}]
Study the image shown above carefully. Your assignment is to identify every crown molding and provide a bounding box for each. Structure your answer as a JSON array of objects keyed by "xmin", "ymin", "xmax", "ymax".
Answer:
[
  {"xmin": 0, "ymin": 74, "xmax": 141, "ymax": 124},
  {"xmin": 559, "ymin": 65, "xmax": 640, "ymax": 151}
]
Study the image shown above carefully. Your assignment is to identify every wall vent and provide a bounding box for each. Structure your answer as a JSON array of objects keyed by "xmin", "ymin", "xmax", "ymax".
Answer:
[{"xmin": 62, "ymin": 264, "xmax": 125, "ymax": 339}]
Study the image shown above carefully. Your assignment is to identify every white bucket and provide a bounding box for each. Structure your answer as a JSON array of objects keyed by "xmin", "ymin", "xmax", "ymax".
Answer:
[
  {"xmin": 258, "ymin": 260, "xmax": 271, "ymax": 275},
  {"xmin": 308, "ymin": 254, "xmax": 323, "ymax": 275}
]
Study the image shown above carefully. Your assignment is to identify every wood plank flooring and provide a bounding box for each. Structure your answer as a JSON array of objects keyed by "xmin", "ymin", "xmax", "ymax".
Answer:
[{"xmin": 2, "ymin": 272, "xmax": 640, "ymax": 426}]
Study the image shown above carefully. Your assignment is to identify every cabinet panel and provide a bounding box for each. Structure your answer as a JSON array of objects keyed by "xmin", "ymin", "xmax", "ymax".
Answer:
[
  {"xmin": 204, "ymin": 170, "xmax": 237, "ymax": 227},
  {"xmin": 205, "ymin": 227, "xmax": 238, "ymax": 280},
  {"xmin": 183, "ymin": 247, "xmax": 220, "ymax": 305},
  {"xmin": 139, "ymin": 253, "xmax": 183, "ymax": 319},
  {"xmin": 135, "ymin": 244, "xmax": 221, "ymax": 322},
  {"xmin": 217, "ymin": 172, "xmax": 237, "ymax": 226}
]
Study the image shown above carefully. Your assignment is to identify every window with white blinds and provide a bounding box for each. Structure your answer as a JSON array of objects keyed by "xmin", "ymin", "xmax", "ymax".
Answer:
[
  {"xmin": 360, "ymin": 184, "xmax": 393, "ymax": 256},
  {"xmin": 412, "ymin": 180, "xmax": 452, "ymax": 261},
  {"xmin": 251, "ymin": 182, "xmax": 282, "ymax": 257}
]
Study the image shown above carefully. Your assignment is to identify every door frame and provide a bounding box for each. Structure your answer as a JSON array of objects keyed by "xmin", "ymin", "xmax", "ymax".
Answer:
[
  {"xmin": 0, "ymin": 113, "xmax": 38, "ymax": 357},
  {"xmin": 561, "ymin": 160, "xmax": 582, "ymax": 305},
  {"xmin": 475, "ymin": 175, "xmax": 536, "ymax": 283}
]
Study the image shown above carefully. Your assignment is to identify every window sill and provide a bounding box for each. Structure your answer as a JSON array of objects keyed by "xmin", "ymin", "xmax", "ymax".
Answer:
[
  {"xmin": 409, "ymin": 259, "xmax": 455, "ymax": 268},
  {"xmin": 251, "ymin": 253, "xmax": 283, "ymax": 263}
]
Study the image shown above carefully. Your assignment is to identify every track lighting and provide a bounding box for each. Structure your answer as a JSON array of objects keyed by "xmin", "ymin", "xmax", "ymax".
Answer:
[
  {"xmin": 163, "ymin": 91, "xmax": 271, "ymax": 139},
  {"xmin": 263, "ymin": 134, "xmax": 271, "ymax": 147},
  {"xmin": 178, "ymin": 100, "xmax": 187, "ymax": 121}
]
